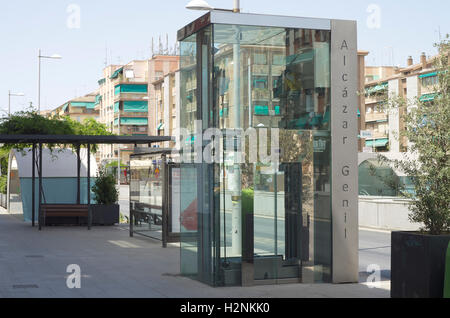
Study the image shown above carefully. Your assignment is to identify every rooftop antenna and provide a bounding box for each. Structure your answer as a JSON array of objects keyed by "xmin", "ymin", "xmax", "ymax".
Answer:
[
  {"xmin": 105, "ymin": 43, "xmax": 108, "ymax": 67},
  {"xmin": 166, "ymin": 33, "xmax": 169, "ymax": 55},
  {"xmin": 152, "ymin": 37, "xmax": 155, "ymax": 57}
]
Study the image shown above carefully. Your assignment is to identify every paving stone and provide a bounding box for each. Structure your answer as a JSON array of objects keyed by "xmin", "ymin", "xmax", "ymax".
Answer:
[{"xmin": 0, "ymin": 209, "xmax": 389, "ymax": 298}]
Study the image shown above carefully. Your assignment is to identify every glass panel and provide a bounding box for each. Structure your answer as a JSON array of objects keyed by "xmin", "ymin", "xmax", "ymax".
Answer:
[
  {"xmin": 213, "ymin": 24, "xmax": 331, "ymax": 284},
  {"xmin": 312, "ymin": 130, "xmax": 331, "ymax": 283},
  {"xmin": 180, "ymin": 31, "xmax": 199, "ymax": 280},
  {"xmin": 253, "ymin": 162, "xmax": 279, "ymax": 280},
  {"xmin": 180, "ymin": 33, "xmax": 197, "ymax": 135},
  {"xmin": 358, "ymin": 159, "xmax": 400, "ymax": 197},
  {"xmin": 180, "ymin": 164, "xmax": 198, "ymax": 277},
  {"xmin": 179, "ymin": 22, "xmax": 332, "ymax": 286},
  {"xmin": 130, "ymin": 155, "xmax": 164, "ymax": 240},
  {"xmin": 8, "ymin": 155, "xmax": 23, "ymax": 219},
  {"xmin": 179, "ymin": 26, "xmax": 218, "ymax": 286}
]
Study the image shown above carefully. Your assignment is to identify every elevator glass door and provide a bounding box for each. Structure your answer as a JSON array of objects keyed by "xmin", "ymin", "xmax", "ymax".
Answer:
[{"xmin": 251, "ymin": 162, "xmax": 303, "ymax": 283}]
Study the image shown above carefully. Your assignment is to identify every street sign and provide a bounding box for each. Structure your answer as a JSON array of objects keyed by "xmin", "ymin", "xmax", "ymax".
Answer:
[
  {"xmin": 313, "ymin": 139, "xmax": 327, "ymax": 152},
  {"xmin": 360, "ymin": 130, "xmax": 373, "ymax": 139}
]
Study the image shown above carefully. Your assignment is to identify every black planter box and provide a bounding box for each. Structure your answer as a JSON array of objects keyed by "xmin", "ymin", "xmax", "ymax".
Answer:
[
  {"xmin": 91, "ymin": 204, "xmax": 120, "ymax": 226},
  {"xmin": 391, "ymin": 231, "xmax": 450, "ymax": 298}
]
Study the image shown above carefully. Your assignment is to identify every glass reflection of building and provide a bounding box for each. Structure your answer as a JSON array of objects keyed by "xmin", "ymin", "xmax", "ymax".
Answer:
[{"xmin": 178, "ymin": 13, "xmax": 335, "ymax": 286}]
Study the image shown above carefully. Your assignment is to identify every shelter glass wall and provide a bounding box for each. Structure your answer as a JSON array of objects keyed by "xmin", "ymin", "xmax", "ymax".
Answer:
[
  {"xmin": 130, "ymin": 152, "xmax": 180, "ymax": 243},
  {"xmin": 358, "ymin": 159, "xmax": 415, "ymax": 197}
]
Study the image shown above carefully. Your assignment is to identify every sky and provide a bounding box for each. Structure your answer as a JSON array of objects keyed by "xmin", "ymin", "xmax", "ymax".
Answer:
[{"xmin": 0, "ymin": 0, "xmax": 449, "ymax": 113}]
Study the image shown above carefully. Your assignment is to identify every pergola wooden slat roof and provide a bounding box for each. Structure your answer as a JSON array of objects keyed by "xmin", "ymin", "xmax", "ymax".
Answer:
[{"xmin": 0, "ymin": 134, "xmax": 173, "ymax": 144}]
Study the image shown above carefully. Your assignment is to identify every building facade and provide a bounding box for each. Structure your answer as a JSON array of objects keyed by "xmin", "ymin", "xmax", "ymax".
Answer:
[
  {"xmin": 95, "ymin": 56, "xmax": 180, "ymax": 165},
  {"xmin": 362, "ymin": 53, "xmax": 440, "ymax": 153},
  {"xmin": 147, "ymin": 55, "xmax": 179, "ymax": 139},
  {"xmin": 97, "ymin": 60, "xmax": 149, "ymax": 164},
  {"xmin": 49, "ymin": 92, "xmax": 99, "ymax": 122},
  {"xmin": 152, "ymin": 70, "xmax": 180, "ymax": 149}
]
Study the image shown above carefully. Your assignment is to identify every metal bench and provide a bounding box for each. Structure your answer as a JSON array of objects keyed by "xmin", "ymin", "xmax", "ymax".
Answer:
[{"xmin": 41, "ymin": 204, "xmax": 91, "ymax": 229}]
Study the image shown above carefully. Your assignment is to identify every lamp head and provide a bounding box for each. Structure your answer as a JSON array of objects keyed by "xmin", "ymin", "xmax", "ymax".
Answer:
[
  {"xmin": 186, "ymin": 0, "xmax": 213, "ymax": 11},
  {"xmin": 9, "ymin": 92, "xmax": 25, "ymax": 97}
]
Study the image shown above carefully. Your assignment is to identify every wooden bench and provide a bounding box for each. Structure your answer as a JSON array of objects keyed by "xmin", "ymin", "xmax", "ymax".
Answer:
[{"xmin": 41, "ymin": 204, "xmax": 91, "ymax": 229}]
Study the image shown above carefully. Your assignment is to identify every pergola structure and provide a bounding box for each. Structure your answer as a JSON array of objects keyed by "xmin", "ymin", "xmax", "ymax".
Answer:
[{"xmin": 0, "ymin": 134, "xmax": 172, "ymax": 230}]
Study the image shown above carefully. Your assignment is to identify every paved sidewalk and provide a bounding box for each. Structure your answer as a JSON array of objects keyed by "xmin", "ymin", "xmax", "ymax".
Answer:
[{"xmin": 0, "ymin": 210, "xmax": 389, "ymax": 298}]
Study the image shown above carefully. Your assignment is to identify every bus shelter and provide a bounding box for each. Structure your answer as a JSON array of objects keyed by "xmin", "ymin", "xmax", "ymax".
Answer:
[
  {"xmin": 129, "ymin": 148, "xmax": 180, "ymax": 247},
  {"xmin": 0, "ymin": 134, "xmax": 172, "ymax": 230}
]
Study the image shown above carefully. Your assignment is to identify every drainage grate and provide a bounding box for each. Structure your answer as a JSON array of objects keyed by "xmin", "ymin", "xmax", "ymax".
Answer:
[
  {"xmin": 25, "ymin": 255, "xmax": 44, "ymax": 258},
  {"xmin": 13, "ymin": 284, "xmax": 39, "ymax": 289},
  {"xmin": 162, "ymin": 273, "xmax": 183, "ymax": 278}
]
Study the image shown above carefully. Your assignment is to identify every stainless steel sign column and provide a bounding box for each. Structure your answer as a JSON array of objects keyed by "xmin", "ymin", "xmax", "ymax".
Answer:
[{"xmin": 331, "ymin": 19, "xmax": 359, "ymax": 283}]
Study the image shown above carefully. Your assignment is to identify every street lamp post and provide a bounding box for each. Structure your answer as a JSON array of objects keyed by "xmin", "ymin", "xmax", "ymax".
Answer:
[
  {"xmin": 8, "ymin": 91, "xmax": 25, "ymax": 116},
  {"xmin": 38, "ymin": 49, "xmax": 62, "ymax": 113}
]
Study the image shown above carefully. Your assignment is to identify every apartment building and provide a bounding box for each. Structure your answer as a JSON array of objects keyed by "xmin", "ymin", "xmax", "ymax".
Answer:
[
  {"xmin": 364, "ymin": 65, "xmax": 398, "ymax": 83},
  {"xmin": 147, "ymin": 55, "xmax": 179, "ymax": 138},
  {"xmin": 152, "ymin": 70, "xmax": 180, "ymax": 149},
  {"xmin": 96, "ymin": 60, "xmax": 149, "ymax": 164},
  {"xmin": 362, "ymin": 52, "xmax": 441, "ymax": 153},
  {"xmin": 50, "ymin": 92, "xmax": 99, "ymax": 122}
]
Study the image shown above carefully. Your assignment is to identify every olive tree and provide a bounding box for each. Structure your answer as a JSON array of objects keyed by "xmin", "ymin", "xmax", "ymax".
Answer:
[{"xmin": 380, "ymin": 37, "xmax": 450, "ymax": 235}]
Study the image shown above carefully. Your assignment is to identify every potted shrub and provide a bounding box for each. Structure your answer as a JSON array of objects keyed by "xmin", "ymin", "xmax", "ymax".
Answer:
[
  {"xmin": 91, "ymin": 169, "xmax": 120, "ymax": 226},
  {"xmin": 384, "ymin": 38, "xmax": 450, "ymax": 298}
]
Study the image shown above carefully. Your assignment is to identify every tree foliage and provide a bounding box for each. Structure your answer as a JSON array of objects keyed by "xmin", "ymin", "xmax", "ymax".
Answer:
[
  {"xmin": 0, "ymin": 111, "xmax": 113, "ymax": 153},
  {"xmin": 0, "ymin": 112, "xmax": 114, "ymax": 195},
  {"xmin": 381, "ymin": 37, "xmax": 450, "ymax": 235}
]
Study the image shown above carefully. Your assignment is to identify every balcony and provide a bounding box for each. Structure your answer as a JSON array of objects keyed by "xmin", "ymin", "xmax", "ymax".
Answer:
[
  {"xmin": 365, "ymin": 112, "xmax": 388, "ymax": 123},
  {"xmin": 115, "ymin": 126, "xmax": 148, "ymax": 135},
  {"xmin": 252, "ymin": 65, "xmax": 269, "ymax": 75},
  {"xmin": 365, "ymin": 130, "xmax": 388, "ymax": 140},
  {"xmin": 114, "ymin": 73, "xmax": 147, "ymax": 84},
  {"xmin": 185, "ymin": 81, "xmax": 197, "ymax": 92},
  {"xmin": 114, "ymin": 100, "xmax": 148, "ymax": 114},
  {"xmin": 252, "ymin": 89, "xmax": 271, "ymax": 101},
  {"xmin": 420, "ymin": 85, "xmax": 437, "ymax": 96},
  {"xmin": 365, "ymin": 93, "xmax": 387, "ymax": 105},
  {"xmin": 120, "ymin": 77, "xmax": 147, "ymax": 84},
  {"xmin": 114, "ymin": 111, "xmax": 148, "ymax": 118},
  {"xmin": 114, "ymin": 93, "xmax": 148, "ymax": 102},
  {"xmin": 114, "ymin": 84, "xmax": 148, "ymax": 100}
]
